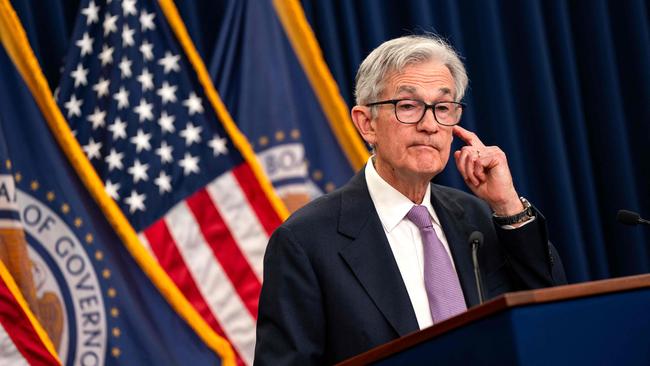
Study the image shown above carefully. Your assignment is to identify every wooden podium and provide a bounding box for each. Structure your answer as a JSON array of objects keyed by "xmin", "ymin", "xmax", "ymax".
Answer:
[{"xmin": 339, "ymin": 274, "xmax": 650, "ymax": 365}]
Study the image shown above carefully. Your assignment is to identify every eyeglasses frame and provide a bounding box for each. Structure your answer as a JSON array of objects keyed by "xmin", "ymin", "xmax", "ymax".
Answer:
[{"xmin": 365, "ymin": 98, "xmax": 466, "ymax": 126}]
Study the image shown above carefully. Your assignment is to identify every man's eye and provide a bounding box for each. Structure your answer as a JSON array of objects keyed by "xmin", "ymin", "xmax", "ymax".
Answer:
[
  {"xmin": 397, "ymin": 101, "xmax": 419, "ymax": 110},
  {"xmin": 435, "ymin": 104, "xmax": 450, "ymax": 113}
]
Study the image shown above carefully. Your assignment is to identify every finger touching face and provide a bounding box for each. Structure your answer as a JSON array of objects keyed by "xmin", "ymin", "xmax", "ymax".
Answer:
[{"xmin": 452, "ymin": 125, "xmax": 485, "ymax": 148}]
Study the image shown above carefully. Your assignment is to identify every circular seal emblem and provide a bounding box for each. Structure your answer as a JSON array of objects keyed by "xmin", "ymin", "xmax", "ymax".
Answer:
[{"xmin": 18, "ymin": 190, "xmax": 108, "ymax": 365}]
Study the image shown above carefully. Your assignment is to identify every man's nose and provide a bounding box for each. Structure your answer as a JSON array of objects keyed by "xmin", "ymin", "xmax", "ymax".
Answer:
[{"xmin": 417, "ymin": 107, "xmax": 439, "ymax": 132}]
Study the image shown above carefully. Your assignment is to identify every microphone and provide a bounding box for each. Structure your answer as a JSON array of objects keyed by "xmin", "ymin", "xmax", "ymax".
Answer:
[
  {"xmin": 469, "ymin": 231, "xmax": 485, "ymax": 304},
  {"xmin": 617, "ymin": 210, "xmax": 650, "ymax": 226}
]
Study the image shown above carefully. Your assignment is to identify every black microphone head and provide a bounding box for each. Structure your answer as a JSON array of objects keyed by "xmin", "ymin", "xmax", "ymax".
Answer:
[
  {"xmin": 468, "ymin": 231, "xmax": 484, "ymax": 245},
  {"xmin": 617, "ymin": 210, "xmax": 640, "ymax": 225}
]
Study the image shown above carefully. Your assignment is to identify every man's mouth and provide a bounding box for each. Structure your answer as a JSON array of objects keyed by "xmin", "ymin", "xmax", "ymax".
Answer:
[{"xmin": 410, "ymin": 143, "xmax": 438, "ymax": 150}]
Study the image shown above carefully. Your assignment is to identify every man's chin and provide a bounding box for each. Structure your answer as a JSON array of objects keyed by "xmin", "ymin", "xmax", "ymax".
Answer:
[
  {"xmin": 410, "ymin": 162, "xmax": 445, "ymax": 179},
  {"xmin": 408, "ymin": 150, "xmax": 448, "ymax": 172}
]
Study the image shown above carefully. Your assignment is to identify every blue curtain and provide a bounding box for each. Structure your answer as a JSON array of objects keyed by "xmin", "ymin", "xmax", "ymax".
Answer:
[{"xmin": 10, "ymin": 0, "xmax": 650, "ymax": 283}]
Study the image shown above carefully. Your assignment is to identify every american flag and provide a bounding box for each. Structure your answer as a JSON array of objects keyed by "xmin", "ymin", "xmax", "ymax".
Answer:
[{"xmin": 55, "ymin": 0, "xmax": 284, "ymax": 364}]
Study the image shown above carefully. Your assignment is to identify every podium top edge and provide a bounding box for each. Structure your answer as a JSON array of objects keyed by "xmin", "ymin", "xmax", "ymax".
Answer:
[{"xmin": 499, "ymin": 273, "xmax": 650, "ymax": 308}]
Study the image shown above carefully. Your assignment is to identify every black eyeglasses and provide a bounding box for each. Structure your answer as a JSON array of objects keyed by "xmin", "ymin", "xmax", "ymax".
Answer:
[{"xmin": 365, "ymin": 99, "xmax": 465, "ymax": 126}]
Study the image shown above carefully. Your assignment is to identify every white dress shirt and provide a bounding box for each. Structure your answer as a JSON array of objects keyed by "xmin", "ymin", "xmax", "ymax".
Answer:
[{"xmin": 364, "ymin": 158, "xmax": 456, "ymax": 329}]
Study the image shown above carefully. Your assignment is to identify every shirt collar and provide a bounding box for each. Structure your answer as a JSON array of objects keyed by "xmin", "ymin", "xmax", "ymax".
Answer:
[{"xmin": 365, "ymin": 157, "xmax": 440, "ymax": 232}]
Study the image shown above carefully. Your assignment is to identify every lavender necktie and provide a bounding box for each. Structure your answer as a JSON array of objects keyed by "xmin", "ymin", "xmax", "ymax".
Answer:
[{"xmin": 406, "ymin": 205, "xmax": 467, "ymax": 323}]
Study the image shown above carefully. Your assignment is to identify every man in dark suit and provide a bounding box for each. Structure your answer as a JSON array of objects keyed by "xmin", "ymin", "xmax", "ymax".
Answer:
[{"xmin": 254, "ymin": 35, "xmax": 567, "ymax": 365}]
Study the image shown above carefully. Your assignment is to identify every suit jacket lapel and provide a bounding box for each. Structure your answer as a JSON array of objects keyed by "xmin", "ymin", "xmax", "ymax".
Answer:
[
  {"xmin": 430, "ymin": 185, "xmax": 481, "ymax": 308},
  {"xmin": 337, "ymin": 172, "xmax": 420, "ymax": 336}
]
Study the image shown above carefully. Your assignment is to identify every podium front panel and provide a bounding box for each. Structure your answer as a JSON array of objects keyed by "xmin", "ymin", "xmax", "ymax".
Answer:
[{"xmin": 373, "ymin": 286, "xmax": 650, "ymax": 365}]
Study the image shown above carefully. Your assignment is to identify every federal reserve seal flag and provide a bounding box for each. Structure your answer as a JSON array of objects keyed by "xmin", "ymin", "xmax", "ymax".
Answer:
[
  {"xmin": 208, "ymin": 0, "xmax": 370, "ymax": 212},
  {"xmin": 0, "ymin": 0, "xmax": 236, "ymax": 363}
]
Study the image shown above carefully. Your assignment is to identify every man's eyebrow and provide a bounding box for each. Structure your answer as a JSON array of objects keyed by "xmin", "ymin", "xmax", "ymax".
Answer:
[
  {"xmin": 396, "ymin": 85, "xmax": 417, "ymax": 94},
  {"xmin": 395, "ymin": 86, "xmax": 453, "ymax": 97}
]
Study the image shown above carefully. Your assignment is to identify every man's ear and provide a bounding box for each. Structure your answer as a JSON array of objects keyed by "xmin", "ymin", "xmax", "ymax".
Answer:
[{"xmin": 351, "ymin": 106, "xmax": 377, "ymax": 146}]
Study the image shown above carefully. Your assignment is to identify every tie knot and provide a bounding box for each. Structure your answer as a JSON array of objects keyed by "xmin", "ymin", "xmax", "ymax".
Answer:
[{"xmin": 406, "ymin": 205, "xmax": 433, "ymax": 229}]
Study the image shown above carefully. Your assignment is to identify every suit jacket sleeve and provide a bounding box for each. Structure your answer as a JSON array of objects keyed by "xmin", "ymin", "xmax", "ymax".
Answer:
[
  {"xmin": 254, "ymin": 226, "xmax": 324, "ymax": 366},
  {"xmin": 494, "ymin": 207, "xmax": 568, "ymax": 289}
]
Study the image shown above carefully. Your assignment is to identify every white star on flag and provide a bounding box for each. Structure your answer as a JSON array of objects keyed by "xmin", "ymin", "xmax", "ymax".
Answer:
[
  {"xmin": 137, "ymin": 68, "xmax": 154, "ymax": 91},
  {"xmin": 178, "ymin": 152, "xmax": 200, "ymax": 175},
  {"xmin": 122, "ymin": 24, "xmax": 136, "ymax": 47},
  {"xmin": 122, "ymin": 0, "xmax": 137, "ymax": 16},
  {"xmin": 87, "ymin": 107, "xmax": 106, "ymax": 129},
  {"xmin": 76, "ymin": 32, "xmax": 94, "ymax": 56},
  {"xmin": 105, "ymin": 148, "xmax": 124, "ymax": 171},
  {"xmin": 139, "ymin": 40, "xmax": 154, "ymax": 61},
  {"xmin": 103, "ymin": 13, "xmax": 118, "ymax": 36},
  {"xmin": 124, "ymin": 190, "xmax": 146, "ymax": 213},
  {"xmin": 130, "ymin": 129, "xmax": 152, "ymax": 152},
  {"xmin": 139, "ymin": 10, "xmax": 156, "ymax": 31},
  {"xmin": 108, "ymin": 118, "xmax": 127, "ymax": 140},
  {"xmin": 158, "ymin": 111, "xmax": 175, "ymax": 133},
  {"xmin": 158, "ymin": 51, "xmax": 180, "ymax": 73},
  {"xmin": 155, "ymin": 141, "xmax": 174, "ymax": 163},
  {"xmin": 182, "ymin": 92, "xmax": 204, "ymax": 115},
  {"xmin": 81, "ymin": 0, "xmax": 100, "ymax": 25},
  {"xmin": 134, "ymin": 99, "xmax": 154, "ymax": 122},
  {"xmin": 119, "ymin": 56, "xmax": 133, "ymax": 78},
  {"xmin": 92, "ymin": 77, "xmax": 110, "ymax": 98},
  {"xmin": 83, "ymin": 137, "xmax": 102, "ymax": 160},
  {"xmin": 209, "ymin": 135, "xmax": 228, "ymax": 156},
  {"xmin": 157, "ymin": 81, "xmax": 177, "ymax": 104},
  {"xmin": 104, "ymin": 179, "xmax": 121, "ymax": 200},
  {"xmin": 98, "ymin": 45, "xmax": 114, "ymax": 66},
  {"xmin": 180, "ymin": 122, "xmax": 202, "ymax": 146},
  {"xmin": 64, "ymin": 95, "xmax": 83, "ymax": 117},
  {"xmin": 154, "ymin": 171, "xmax": 172, "ymax": 194},
  {"xmin": 71, "ymin": 63, "xmax": 89, "ymax": 87},
  {"xmin": 114, "ymin": 87, "xmax": 130, "ymax": 109},
  {"xmin": 128, "ymin": 159, "xmax": 150, "ymax": 182}
]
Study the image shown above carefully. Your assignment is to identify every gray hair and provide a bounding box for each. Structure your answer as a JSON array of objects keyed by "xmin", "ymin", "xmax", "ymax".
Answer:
[{"xmin": 354, "ymin": 35, "xmax": 468, "ymax": 106}]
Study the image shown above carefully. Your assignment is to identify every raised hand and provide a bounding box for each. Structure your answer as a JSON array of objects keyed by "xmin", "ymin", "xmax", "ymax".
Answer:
[{"xmin": 452, "ymin": 125, "xmax": 523, "ymax": 216}]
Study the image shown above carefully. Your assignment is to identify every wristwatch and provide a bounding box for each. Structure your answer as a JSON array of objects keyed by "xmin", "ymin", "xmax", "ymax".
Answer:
[{"xmin": 493, "ymin": 197, "xmax": 535, "ymax": 225}]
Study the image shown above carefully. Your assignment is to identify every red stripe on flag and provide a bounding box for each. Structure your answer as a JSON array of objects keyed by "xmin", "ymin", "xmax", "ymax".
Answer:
[
  {"xmin": 185, "ymin": 188, "xmax": 261, "ymax": 319},
  {"xmin": 232, "ymin": 163, "xmax": 283, "ymax": 235},
  {"xmin": 0, "ymin": 276, "xmax": 60, "ymax": 366},
  {"xmin": 143, "ymin": 219, "xmax": 245, "ymax": 365}
]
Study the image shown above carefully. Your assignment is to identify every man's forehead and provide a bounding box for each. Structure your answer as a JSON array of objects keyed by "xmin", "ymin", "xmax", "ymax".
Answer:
[{"xmin": 377, "ymin": 62, "xmax": 457, "ymax": 101}]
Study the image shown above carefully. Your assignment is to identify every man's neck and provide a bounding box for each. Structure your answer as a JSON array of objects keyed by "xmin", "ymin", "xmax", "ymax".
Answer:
[{"xmin": 372, "ymin": 158, "xmax": 432, "ymax": 204}]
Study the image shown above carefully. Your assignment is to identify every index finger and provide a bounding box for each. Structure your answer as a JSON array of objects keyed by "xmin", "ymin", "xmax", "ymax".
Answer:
[{"xmin": 453, "ymin": 125, "xmax": 485, "ymax": 148}]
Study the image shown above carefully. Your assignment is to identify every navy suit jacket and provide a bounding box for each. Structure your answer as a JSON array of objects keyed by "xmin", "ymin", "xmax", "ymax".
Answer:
[{"xmin": 254, "ymin": 171, "xmax": 566, "ymax": 365}]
